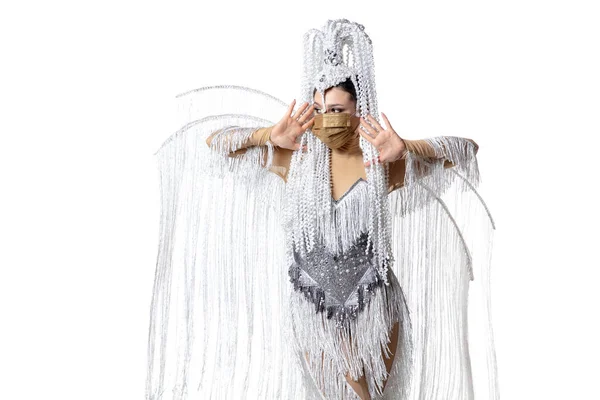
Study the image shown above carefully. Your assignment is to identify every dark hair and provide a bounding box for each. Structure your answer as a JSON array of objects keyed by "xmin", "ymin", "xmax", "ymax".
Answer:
[{"xmin": 313, "ymin": 77, "xmax": 357, "ymax": 102}]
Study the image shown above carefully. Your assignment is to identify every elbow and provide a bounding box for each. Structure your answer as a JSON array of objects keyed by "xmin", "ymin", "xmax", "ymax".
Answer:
[
  {"xmin": 467, "ymin": 138, "xmax": 479, "ymax": 155},
  {"xmin": 443, "ymin": 159, "xmax": 455, "ymax": 169},
  {"xmin": 206, "ymin": 130, "xmax": 221, "ymax": 148}
]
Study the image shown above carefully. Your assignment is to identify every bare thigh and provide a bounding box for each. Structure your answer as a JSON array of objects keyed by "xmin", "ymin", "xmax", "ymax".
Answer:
[
  {"xmin": 303, "ymin": 321, "xmax": 400, "ymax": 400},
  {"xmin": 380, "ymin": 320, "xmax": 400, "ymax": 393},
  {"xmin": 343, "ymin": 320, "xmax": 400, "ymax": 399}
]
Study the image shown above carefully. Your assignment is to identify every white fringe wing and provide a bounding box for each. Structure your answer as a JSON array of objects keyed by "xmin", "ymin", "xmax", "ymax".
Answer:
[
  {"xmin": 146, "ymin": 86, "xmax": 307, "ymax": 399},
  {"xmin": 388, "ymin": 136, "xmax": 500, "ymax": 400}
]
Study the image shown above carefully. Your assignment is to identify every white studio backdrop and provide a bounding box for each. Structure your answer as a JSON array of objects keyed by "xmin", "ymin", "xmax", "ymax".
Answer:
[{"xmin": 0, "ymin": 1, "xmax": 598, "ymax": 399}]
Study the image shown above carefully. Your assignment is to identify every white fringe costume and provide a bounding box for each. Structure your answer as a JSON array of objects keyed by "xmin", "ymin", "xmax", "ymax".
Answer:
[{"xmin": 145, "ymin": 19, "xmax": 499, "ymax": 400}]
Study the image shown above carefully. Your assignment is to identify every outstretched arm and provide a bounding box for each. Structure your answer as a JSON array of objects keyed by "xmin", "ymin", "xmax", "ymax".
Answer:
[
  {"xmin": 357, "ymin": 113, "xmax": 479, "ymax": 193},
  {"xmin": 205, "ymin": 126, "xmax": 294, "ymax": 181},
  {"xmin": 387, "ymin": 137, "xmax": 479, "ymax": 193},
  {"xmin": 401, "ymin": 137, "xmax": 479, "ymax": 161},
  {"xmin": 205, "ymin": 100, "xmax": 313, "ymax": 181},
  {"xmin": 206, "ymin": 126, "xmax": 273, "ymax": 157}
]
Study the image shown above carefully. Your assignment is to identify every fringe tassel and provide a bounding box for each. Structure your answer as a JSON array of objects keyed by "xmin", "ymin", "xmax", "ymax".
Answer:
[
  {"xmin": 319, "ymin": 178, "xmax": 370, "ymax": 256},
  {"xmin": 146, "ymin": 87, "xmax": 309, "ymax": 400},
  {"xmin": 387, "ymin": 139, "xmax": 499, "ymax": 399},
  {"xmin": 289, "ymin": 269, "xmax": 414, "ymax": 400}
]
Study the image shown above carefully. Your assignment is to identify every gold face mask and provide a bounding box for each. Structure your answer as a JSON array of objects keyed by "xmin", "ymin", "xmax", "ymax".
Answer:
[{"xmin": 312, "ymin": 113, "xmax": 361, "ymax": 151}]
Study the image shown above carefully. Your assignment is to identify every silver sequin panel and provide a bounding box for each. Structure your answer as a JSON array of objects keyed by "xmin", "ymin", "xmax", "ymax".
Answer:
[{"xmin": 288, "ymin": 231, "xmax": 389, "ymax": 329}]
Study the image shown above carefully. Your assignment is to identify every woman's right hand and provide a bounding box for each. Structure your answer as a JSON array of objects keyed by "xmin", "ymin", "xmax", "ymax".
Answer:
[{"xmin": 270, "ymin": 100, "xmax": 315, "ymax": 151}]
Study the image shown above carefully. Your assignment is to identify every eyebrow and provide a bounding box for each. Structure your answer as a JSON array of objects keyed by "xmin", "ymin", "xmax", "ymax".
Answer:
[{"xmin": 313, "ymin": 103, "xmax": 345, "ymax": 108}]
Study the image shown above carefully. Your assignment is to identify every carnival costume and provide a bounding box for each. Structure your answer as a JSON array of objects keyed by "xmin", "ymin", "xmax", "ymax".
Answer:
[{"xmin": 146, "ymin": 19, "xmax": 499, "ymax": 400}]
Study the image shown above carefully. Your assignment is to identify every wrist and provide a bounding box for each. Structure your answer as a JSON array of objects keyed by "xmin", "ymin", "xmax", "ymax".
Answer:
[
  {"xmin": 399, "ymin": 138, "xmax": 409, "ymax": 159},
  {"xmin": 253, "ymin": 126, "xmax": 274, "ymax": 147}
]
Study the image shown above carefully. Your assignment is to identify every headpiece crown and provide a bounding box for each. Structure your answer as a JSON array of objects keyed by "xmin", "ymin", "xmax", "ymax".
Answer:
[{"xmin": 301, "ymin": 19, "xmax": 378, "ymax": 117}]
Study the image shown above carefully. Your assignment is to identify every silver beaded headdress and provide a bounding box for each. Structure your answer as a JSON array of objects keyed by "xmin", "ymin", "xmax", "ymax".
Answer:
[
  {"xmin": 302, "ymin": 19, "xmax": 378, "ymax": 117},
  {"xmin": 285, "ymin": 19, "xmax": 394, "ymax": 285}
]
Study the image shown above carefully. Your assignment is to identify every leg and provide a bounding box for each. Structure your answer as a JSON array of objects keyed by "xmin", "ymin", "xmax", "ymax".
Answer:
[
  {"xmin": 304, "ymin": 347, "xmax": 372, "ymax": 400},
  {"xmin": 341, "ymin": 324, "xmax": 372, "ymax": 400},
  {"xmin": 344, "ymin": 320, "xmax": 399, "ymax": 399},
  {"xmin": 301, "ymin": 320, "xmax": 400, "ymax": 400},
  {"xmin": 380, "ymin": 320, "xmax": 400, "ymax": 393},
  {"xmin": 344, "ymin": 365, "xmax": 371, "ymax": 400},
  {"xmin": 304, "ymin": 350, "xmax": 328, "ymax": 399}
]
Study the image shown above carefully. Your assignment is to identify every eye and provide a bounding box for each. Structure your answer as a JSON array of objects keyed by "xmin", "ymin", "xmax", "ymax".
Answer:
[
  {"xmin": 332, "ymin": 108, "xmax": 343, "ymax": 113},
  {"xmin": 315, "ymin": 108, "xmax": 324, "ymax": 114}
]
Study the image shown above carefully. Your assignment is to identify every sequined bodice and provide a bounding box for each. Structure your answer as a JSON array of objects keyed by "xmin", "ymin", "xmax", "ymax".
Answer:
[{"xmin": 288, "ymin": 231, "xmax": 386, "ymax": 328}]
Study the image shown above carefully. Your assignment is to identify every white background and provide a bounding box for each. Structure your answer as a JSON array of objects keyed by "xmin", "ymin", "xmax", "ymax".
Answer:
[{"xmin": 1, "ymin": 1, "xmax": 599, "ymax": 399}]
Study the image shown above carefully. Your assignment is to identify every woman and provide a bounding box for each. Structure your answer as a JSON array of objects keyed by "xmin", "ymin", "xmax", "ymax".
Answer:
[{"xmin": 147, "ymin": 19, "xmax": 498, "ymax": 400}]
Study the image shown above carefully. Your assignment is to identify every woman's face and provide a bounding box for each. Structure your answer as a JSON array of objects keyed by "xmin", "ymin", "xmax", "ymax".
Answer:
[
  {"xmin": 312, "ymin": 87, "xmax": 357, "ymax": 116},
  {"xmin": 312, "ymin": 87, "xmax": 362, "ymax": 149}
]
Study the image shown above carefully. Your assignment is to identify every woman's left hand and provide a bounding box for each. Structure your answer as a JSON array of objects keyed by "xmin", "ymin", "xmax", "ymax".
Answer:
[{"xmin": 358, "ymin": 113, "xmax": 406, "ymax": 167}]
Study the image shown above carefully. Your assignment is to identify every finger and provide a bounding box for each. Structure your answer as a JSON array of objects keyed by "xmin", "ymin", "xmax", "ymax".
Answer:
[
  {"xmin": 362, "ymin": 116, "xmax": 382, "ymax": 135},
  {"xmin": 301, "ymin": 115, "xmax": 315, "ymax": 131},
  {"xmin": 362, "ymin": 119, "xmax": 388, "ymax": 147},
  {"xmin": 298, "ymin": 104, "xmax": 315, "ymax": 124},
  {"xmin": 366, "ymin": 114, "xmax": 384, "ymax": 132},
  {"xmin": 380, "ymin": 112, "xmax": 394, "ymax": 132},
  {"xmin": 364, "ymin": 155, "xmax": 380, "ymax": 167},
  {"xmin": 286, "ymin": 99, "xmax": 297, "ymax": 118},
  {"xmin": 359, "ymin": 118, "xmax": 378, "ymax": 137},
  {"xmin": 358, "ymin": 125, "xmax": 377, "ymax": 146},
  {"xmin": 294, "ymin": 143, "xmax": 308, "ymax": 152},
  {"xmin": 291, "ymin": 101, "xmax": 310, "ymax": 120},
  {"xmin": 296, "ymin": 101, "xmax": 310, "ymax": 118}
]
